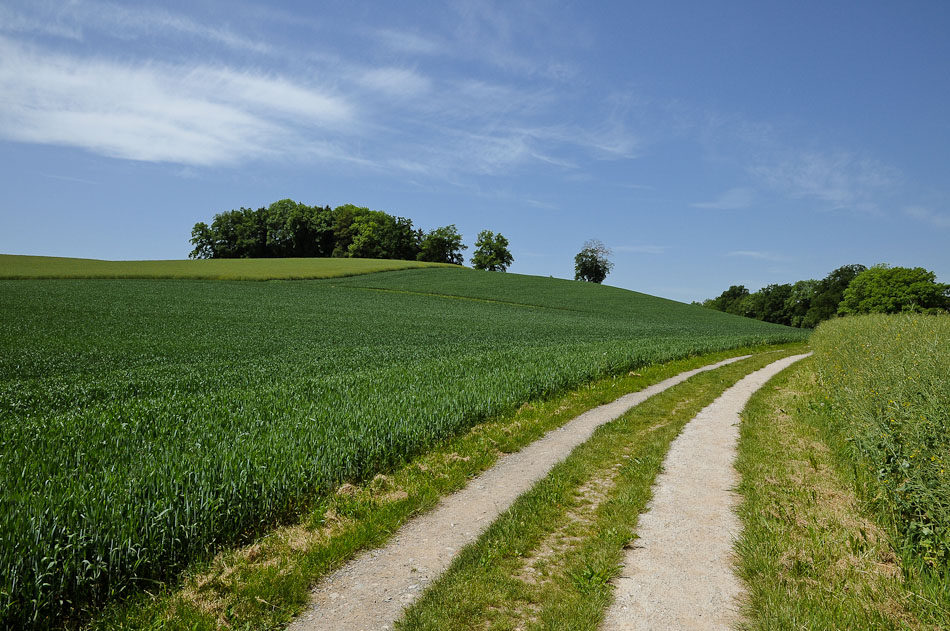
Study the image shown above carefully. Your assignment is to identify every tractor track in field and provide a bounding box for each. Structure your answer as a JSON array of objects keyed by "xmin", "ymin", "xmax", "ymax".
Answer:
[
  {"xmin": 287, "ymin": 355, "xmax": 751, "ymax": 631},
  {"xmin": 602, "ymin": 353, "xmax": 810, "ymax": 631}
]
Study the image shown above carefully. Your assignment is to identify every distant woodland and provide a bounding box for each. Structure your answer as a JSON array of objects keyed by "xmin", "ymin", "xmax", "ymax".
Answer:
[{"xmin": 700, "ymin": 263, "xmax": 950, "ymax": 327}]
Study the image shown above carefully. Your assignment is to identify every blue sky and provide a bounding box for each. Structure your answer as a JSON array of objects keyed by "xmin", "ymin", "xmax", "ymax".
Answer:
[{"xmin": 1, "ymin": 0, "xmax": 948, "ymax": 302}]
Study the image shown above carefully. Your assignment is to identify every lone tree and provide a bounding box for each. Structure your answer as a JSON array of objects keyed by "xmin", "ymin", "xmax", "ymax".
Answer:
[
  {"xmin": 471, "ymin": 230, "xmax": 513, "ymax": 271},
  {"xmin": 574, "ymin": 239, "xmax": 613, "ymax": 283}
]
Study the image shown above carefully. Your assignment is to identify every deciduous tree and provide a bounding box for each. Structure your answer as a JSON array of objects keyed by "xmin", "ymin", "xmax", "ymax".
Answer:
[
  {"xmin": 574, "ymin": 239, "xmax": 613, "ymax": 283},
  {"xmin": 471, "ymin": 230, "xmax": 513, "ymax": 271},
  {"xmin": 418, "ymin": 225, "xmax": 467, "ymax": 265}
]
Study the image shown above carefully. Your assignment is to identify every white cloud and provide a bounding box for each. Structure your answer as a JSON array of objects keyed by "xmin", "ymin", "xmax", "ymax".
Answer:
[
  {"xmin": 0, "ymin": 4, "xmax": 83, "ymax": 40},
  {"xmin": 905, "ymin": 206, "xmax": 950, "ymax": 228},
  {"xmin": 749, "ymin": 151, "xmax": 899, "ymax": 212},
  {"xmin": 2, "ymin": 1, "xmax": 272, "ymax": 53},
  {"xmin": 524, "ymin": 123, "xmax": 640, "ymax": 160},
  {"xmin": 0, "ymin": 3, "xmax": 630, "ymax": 180},
  {"xmin": 691, "ymin": 187, "xmax": 754, "ymax": 210},
  {"xmin": 0, "ymin": 37, "xmax": 354, "ymax": 166}
]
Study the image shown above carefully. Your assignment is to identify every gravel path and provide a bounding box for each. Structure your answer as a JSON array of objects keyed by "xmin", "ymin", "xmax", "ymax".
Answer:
[
  {"xmin": 601, "ymin": 353, "xmax": 810, "ymax": 631},
  {"xmin": 287, "ymin": 355, "xmax": 750, "ymax": 631}
]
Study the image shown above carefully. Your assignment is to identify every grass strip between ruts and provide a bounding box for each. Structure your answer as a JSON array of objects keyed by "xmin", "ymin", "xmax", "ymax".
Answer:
[
  {"xmin": 734, "ymin": 357, "xmax": 948, "ymax": 630},
  {"xmin": 395, "ymin": 348, "xmax": 806, "ymax": 631},
  {"xmin": 90, "ymin": 343, "xmax": 805, "ymax": 631}
]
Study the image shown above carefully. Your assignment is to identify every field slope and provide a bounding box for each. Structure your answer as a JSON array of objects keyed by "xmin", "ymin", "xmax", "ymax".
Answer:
[
  {"xmin": 0, "ymin": 263, "xmax": 807, "ymax": 628},
  {"xmin": 0, "ymin": 253, "xmax": 451, "ymax": 280}
]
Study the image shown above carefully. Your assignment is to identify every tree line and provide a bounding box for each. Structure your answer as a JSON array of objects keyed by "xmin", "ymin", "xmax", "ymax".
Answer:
[
  {"xmin": 189, "ymin": 199, "xmax": 512, "ymax": 270},
  {"xmin": 699, "ymin": 263, "xmax": 950, "ymax": 327}
]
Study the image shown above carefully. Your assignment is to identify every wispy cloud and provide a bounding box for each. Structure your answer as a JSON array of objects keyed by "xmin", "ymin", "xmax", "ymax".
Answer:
[
  {"xmin": 748, "ymin": 151, "xmax": 899, "ymax": 212},
  {"xmin": 905, "ymin": 206, "xmax": 950, "ymax": 228},
  {"xmin": 373, "ymin": 28, "xmax": 445, "ymax": 56},
  {"xmin": 1, "ymin": 0, "xmax": 271, "ymax": 53},
  {"xmin": 357, "ymin": 67, "xmax": 432, "ymax": 99},
  {"xmin": 691, "ymin": 187, "xmax": 754, "ymax": 210},
  {"xmin": 0, "ymin": 2, "xmax": 630, "ymax": 180},
  {"xmin": 39, "ymin": 172, "xmax": 99, "ymax": 185},
  {"xmin": 0, "ymin": 37, "xmax": 353, "ymax": 166},
  {"xmin": 0, "ymin": 3, "xmax": 82, "ymax": 40}
]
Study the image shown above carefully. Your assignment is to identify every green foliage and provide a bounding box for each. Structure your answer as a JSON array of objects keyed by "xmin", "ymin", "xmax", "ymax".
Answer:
[
  {"xmin": 702, "ymin": 264, "xmax": 869, "ymax": 328},
  {"xmin": 470, "ymin": 230, "xmax": 513, "ymax": 271},
  {"xmin": 811, "ymin": 314, "xmax": 950, "ymax": 574},
  {"xmin": 269, "ymin": 199, "xmax": 335, "ymax": 258},
  {"xmin": 189, "ymin": 200, "xmax": 336, "ymax": 259},
  {"xmin": 573, "ymin": 239, "xmax": 613, "ymax": 283},
  {"xmin": 0, "ymin": 269, "xmax": 806, "ymax": 627},
  {"xmin": 705, "ymin": 284, "xmax": 750, "ymax": 315},
  {"xmin": 417, "ymin": 225, "xmax": 466, "ymax": 265},
  {"xmin": 838, "ymin": 264, "xmax": 950, "ymax": 315},
  {"xmin": 189, "ymin": 201, "xmax": 425, "ymax": 262},
  {"xmin": 188, "ymin": 222, "xmax": 214, "ymax": 259},
  {"xmin": 0, "ymin": 254, "xmax": 449, "ymax": 280},
  {"xmin": 802, "ymin": 263, "xmax": 867, "ymax": 327},
  {"xmin": 784, "ymin": 279, "xmax": 819, "ymax": 327}
]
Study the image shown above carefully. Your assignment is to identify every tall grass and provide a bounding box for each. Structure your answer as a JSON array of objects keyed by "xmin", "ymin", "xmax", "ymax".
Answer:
[
  {"xmin": 0, "ymin": 270, "xmax": 806, "ymax": 628},
  {"xmin": 811, "ymin": 314, "xmax": 950, "ymax": 573}
]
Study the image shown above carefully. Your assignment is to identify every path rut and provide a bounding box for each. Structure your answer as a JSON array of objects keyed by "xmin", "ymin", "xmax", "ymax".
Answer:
[
  {"xmin": 601, "ymin": 353, "xmax": 810, "ymax": 631},
  {"xmin": 288, "ymin": 355, "xmax": 750, "ymax": 631}
]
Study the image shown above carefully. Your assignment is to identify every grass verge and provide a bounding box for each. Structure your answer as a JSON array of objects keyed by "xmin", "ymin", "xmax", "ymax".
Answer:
[
  {"xmin": 810, "ymin": 315, "xmax": 950, "ymax": 573},
  {"xmin": 734, "ymin": 356, "xmax": 949, "ymax": 629},
  {"xmin": 89, "ymin": 343, "xmax": 804, "ymax": 631},
  {"xmin": 394, "ymin": 347, "xmax": 807, "ymax": 631}
]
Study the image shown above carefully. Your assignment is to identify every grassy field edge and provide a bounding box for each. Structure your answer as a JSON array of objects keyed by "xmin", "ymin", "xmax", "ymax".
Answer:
[
  {"xmin": 90, "ymin": 343, "xmax": 806, "ymax": 631},
  {"xmin": 734, "ymin": 356, "xmax": 947, "ymax": 629}
]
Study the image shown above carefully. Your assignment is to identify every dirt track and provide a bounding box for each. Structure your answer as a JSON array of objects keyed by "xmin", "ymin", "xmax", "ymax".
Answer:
[
  {"xmin": 287, "ymin": 355, "xmax": 750, "ymax": 631},
  {"xmin": 601, "ymin": 353, "xmax": 810, "ymax": 630}
]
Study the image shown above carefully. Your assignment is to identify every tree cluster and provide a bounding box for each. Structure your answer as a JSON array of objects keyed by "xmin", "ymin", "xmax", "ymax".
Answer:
[
  {"xmin": 839, "ymin": 265, "xmax": 950, "ymax": 315},
  {"xmin": 189, "ymin": 200, "xmax": 512, "ymax": 269},
  {"xmin": 700, "ymin": 263, "xmax": 949, "ymax": 327}
]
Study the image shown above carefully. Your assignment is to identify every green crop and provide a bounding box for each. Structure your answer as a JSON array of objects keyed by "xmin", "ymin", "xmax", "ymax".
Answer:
[
  {"xmin": 0, "ymin": 254, "xmax": 450, "ymax": 280},
  {"xmin": 0, "ymin": 267, "xmax": 807, "ymax": 628},
  {"xmin": 811, "ymin": 314, "xmax": 950, "ymax": 574}
]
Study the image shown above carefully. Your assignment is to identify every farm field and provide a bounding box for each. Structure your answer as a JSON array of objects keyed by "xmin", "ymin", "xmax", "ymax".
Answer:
[
  {"xmin": 0, "ymin": 261, "xmax": 808, "ymax": 628},
  {"xmin": 0, "ymin": 254, "xmax": 450, "ymax": 280}
]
